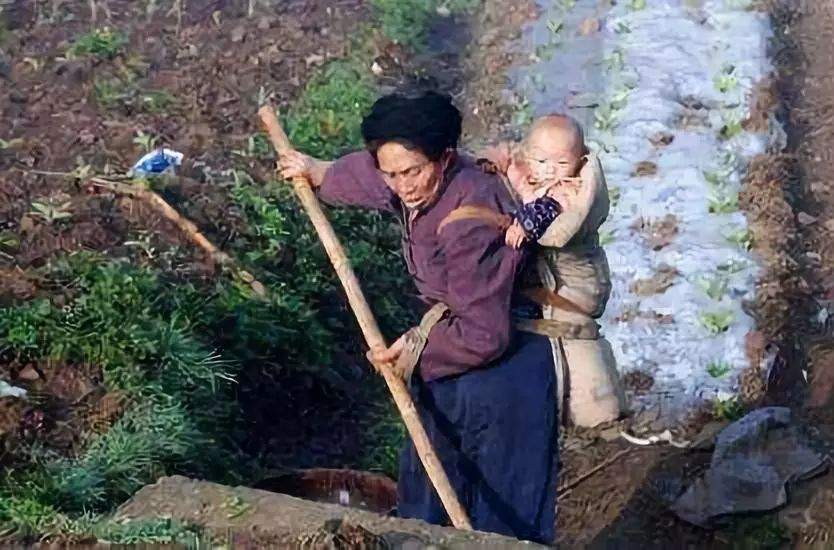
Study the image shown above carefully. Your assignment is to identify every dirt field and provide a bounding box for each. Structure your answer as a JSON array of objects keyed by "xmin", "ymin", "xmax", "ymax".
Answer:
[{"xmin": 2, "ymin": 0, "xmax": 834, "ymax": 547}]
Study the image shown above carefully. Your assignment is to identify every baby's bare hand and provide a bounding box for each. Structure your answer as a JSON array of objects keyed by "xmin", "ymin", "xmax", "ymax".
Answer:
[{"xmin": 505, "ymin": 222, "xmax": 528, "ymax": 249}]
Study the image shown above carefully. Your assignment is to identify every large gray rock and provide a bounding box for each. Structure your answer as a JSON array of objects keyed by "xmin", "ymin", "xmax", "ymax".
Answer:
[
  {"xmin": 115, "ymin": 475, "xmax": 546, "ymax": 548},
  {"xmin": 672, "ymin": 407, "xmax": 827, "ymax": 526}
]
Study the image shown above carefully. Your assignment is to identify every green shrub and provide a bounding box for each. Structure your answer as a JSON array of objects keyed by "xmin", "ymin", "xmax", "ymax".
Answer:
[{"xmin": 68, "ymin": 28, "xmax": 127, "ymax": 59}]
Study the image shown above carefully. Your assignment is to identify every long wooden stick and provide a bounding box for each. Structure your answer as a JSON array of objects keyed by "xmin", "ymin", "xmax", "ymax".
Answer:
[
  {"xmin": 87, "ymin": 177, "xmax": 266, "ymax": 297},
  {"xmin": 258, "ymin": 106, "xmax": 472, "ymax": 531}
]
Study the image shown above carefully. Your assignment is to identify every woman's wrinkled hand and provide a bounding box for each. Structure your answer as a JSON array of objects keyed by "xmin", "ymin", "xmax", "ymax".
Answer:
[
  {"xmin": 277, "ymin": 149, "xmax": 315, "ymax": 181},
  {"xmin": 366, "ymin": 334, "xmax": 406, "ymax": 374}
]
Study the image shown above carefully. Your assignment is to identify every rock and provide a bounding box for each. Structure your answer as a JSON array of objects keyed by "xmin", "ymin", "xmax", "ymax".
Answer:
[
  {"xmin": 9, "ymin": 89, "xmax": 27, "ymax": 104},
  {"xmin": 797, "ymin": 211, "xmax": 817, "ymax": 225},
  {"xmin": 823, "ymin": 219, "xmax": 834, "ymax": 232},
  {"xmin": 16, "ymin": 364, "xmax": 40, "ymax": 381},
  {"xmin": 45, "ymin": 366, "xmax": 95, "ymax": 403},
  {"xmin": 690, "ymin": 420, "xmax": 729, "ymax": 450},
  {"xmin": 116, "ymin": 476, "xmax": 545, "ymax": 548},
  {"xmin": 599, "ymin": 425, "xmax": 622, "ymax": 442},
  {"xmin": 230, "ymin": 26, "xmax": 247, "ymax": 43},
  {"xmin": 672, "ymin": 407, "xmax": 827, "ymax": 526}
]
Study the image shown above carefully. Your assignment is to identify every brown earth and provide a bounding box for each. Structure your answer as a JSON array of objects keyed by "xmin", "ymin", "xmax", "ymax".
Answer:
[{"xmin": 3, "ymin": 0, "xmax": 834, "ymax": 547}]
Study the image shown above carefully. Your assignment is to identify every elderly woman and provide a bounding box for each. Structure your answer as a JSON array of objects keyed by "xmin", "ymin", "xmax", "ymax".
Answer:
[{"xmin": 278, "ymin": 91, "xmax": 557, "ymax": 543}]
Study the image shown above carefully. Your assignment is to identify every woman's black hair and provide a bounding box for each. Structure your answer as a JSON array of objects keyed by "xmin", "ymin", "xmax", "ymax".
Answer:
[{"xmin": 360, "ymin": 91, "xmax": 462, "ymax": 161}]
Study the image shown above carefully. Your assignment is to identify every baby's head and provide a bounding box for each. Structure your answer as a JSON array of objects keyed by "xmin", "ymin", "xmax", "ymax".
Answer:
[{"xmin": 521, "ymin": 114, "xmax": 587, "ymax": 186}]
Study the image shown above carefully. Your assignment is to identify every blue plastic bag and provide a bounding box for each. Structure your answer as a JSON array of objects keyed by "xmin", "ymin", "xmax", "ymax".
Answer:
[{"xmin": 130, "ymin": 148, "xmax": 184, "ymax": 177}]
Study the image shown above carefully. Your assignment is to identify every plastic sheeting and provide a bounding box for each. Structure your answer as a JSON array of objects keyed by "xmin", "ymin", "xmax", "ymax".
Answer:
[{"xmin": 512, "ymin": 0, "xmax": 783, "ymax": 420}]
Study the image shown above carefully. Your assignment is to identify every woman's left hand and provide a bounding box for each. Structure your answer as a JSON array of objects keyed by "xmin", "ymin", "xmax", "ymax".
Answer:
[{"xmin": 367, "ymin": 334, "xmax": 406, "ymax": 371}]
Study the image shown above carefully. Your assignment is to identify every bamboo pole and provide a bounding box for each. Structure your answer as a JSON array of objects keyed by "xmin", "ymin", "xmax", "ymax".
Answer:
[
  {"xmin": 87, "ymin": 177, "xmax": 266, "ymax": 297},
  {"xmin": 258, "ymin": 105, "xmax": 472, "ymax": 531}
]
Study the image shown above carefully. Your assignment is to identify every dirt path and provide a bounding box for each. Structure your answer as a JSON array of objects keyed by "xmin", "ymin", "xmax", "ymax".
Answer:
[{"xmin": 771, "ymin": 0, "xmax": 834, "ymax": 415}]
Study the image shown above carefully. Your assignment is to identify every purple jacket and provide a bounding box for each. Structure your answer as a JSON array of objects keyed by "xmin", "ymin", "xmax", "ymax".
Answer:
[{"xmin": 318, "ymin": 151, "xmax": 524, "ymax": 381}]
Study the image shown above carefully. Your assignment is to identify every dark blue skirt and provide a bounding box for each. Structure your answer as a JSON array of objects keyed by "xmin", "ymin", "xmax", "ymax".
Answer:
[{"xmin": 398, "ymin": 331, "xmax": 558, "ymax": 544}]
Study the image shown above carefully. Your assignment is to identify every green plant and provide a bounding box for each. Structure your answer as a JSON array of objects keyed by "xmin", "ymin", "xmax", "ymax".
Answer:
[
  {"xmin": 706, "ymin": 360, "xmax": 732, "ymax": 378},
  {"xmin": 708, "ymin": 188, "xmax": 739, "ymax": 214},
  {"xmin": 599, "ymin": 229, "xmax": 616, "ymax": 246},
  {"xmin": 29, "ymin": 199, "xmax": 73, "ymax": 224},
  {"xmin": 630, "ymin": 0, "xmax": 647, "ymax": 10},
  {"xmin": 719, "ymin": 114, "xmax": 744, "ymax": 140},
  {"xmin": 513, "ymin": 96, "xmax": 534, "ymax": 127},
  {"xmin": 284, "ymin": 61, "xmax": 374, "ymax": 159},
  {"xmin": 614, "ymin": 21, "xmax": 631, "ymax": 34},
  {"xmin": 140, "ymin": 90, "xmax": 175, "ymax": 113},
  {"xmin": 717, "ymin": 259, "xmax": 748, "ymax": 274},
  {"xmin": 594, "ymin": 103, "xmax": 619, "ymax": 132},
  {"xmin": 608, "ymin": 186, "xmax": 621, "ymax": 208},
  {"xmin": 232, "ymin": 133, "xmax": 274, "ymax": 160},
  {"xmin": 547, "ymin": 17, "xmax": 564, "ymax": 35},
  {"xmin": 221, "ymin": 495, "xmax": 251, "ymax": 519},
  {"xmin": 714, "ymin": 67, "xmax": 739, "ymax": 94},
  {"xmin": 370, "ymin": 0, "xmax": 478, "ymax": 48},
  {"xmin": 724, "ymin": 227, "xmax": 753, "ymax": 250},
  {"xmin": 92, "ymin": 518, "xmax": 204, "ymax": 545},
  {"xmin": 69, "ymin": 28, "xmax": 127, "ymax": 59},
  {"xmin": 605, "ymin": 48, "xmax": 625, "ymax": 72},
  {"xmin": 696, "ymin": 273, "xmax": 729, "ymax": 301},
  {"xmin": 699, "ymin": 309, "xmax": 735, "ymax": 334},
  {"xmin": 712, "ymin": 397, "xmax": 744, "ymax": 421},
  {"xmin": 724, "ymin": 517, "xmax": 790, "ymax": 550}
]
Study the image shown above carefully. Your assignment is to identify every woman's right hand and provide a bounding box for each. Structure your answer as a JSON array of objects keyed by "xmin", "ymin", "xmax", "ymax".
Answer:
[{"xmin": 277, "ymin": 149, "xmax": 316, "ymax": 181}]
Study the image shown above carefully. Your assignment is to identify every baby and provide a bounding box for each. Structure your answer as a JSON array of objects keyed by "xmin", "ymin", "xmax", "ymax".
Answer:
[
  {"xmin": 497, "ymin": 114, "xmax": 611, "ymax": 317},
  {"xmin": 481, "ymin": 114, "xmax": 625, "ymax": 427}
]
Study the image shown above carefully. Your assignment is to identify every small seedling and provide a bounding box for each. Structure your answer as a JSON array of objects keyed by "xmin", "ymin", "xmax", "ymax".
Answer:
[
  {"xmin": 608, "ymin": 186, "xmax": 621, "ymax": 208},
  {"xmin": 719, "ymin": 113, "xmax": 744, "ymax": 140},
  {"xmin": 713, "ymin": 397, "xmax": 744, "ymax": 421},
  {"xmin": 610, "ymin": 88, "xmax": 631, "ymax": 110},
  {"xmin": 706, "ymin": 360, "xmax": 732, "ymax": 378},
  {"xmin": 599, "ymin": 229, "xmax": 616, "ymax": 246},
  {"xmin": 605, "ymin": 49, "xmax": 625, "ymax": 72},
  {"xmin": 547, "ymin": 18, "xmax": 564, "ymax": 35},
  {"xmin": 724, "ymin": 227, "xmax": 753, "ymax": 250},
  {"xmin": 140, "ymin": 90, "xmax": 175, "ymax": 113},
  {"xmin": 554, "ymin": 0, "xmax": 576, "ymax": 9},
  {"xmin": 714, "ymin": 73, "xmax": 738, "ymax": 94},
  {"xmin": 133, "ymin": 130, "xmax": 158, "ymax": 153},
  {"xmin": 594, "ymin": 103, "xmax": 619, "ymax": 132},
  {"xmin": 696, "ymin": 273, "xmax": 729, "ymax": 301},
  {"xmin": 708, "ymin": 188, "xmax": 739, "ymax": 214},
  {"xmin": 717, "ymin": 259, "xmax": 748, "ymax": 274},
  {"xmin": 699, "ymin": 309, "xmax": 734, "ymax": 334},
  {"xmin": 29, "ymin": 199, "xmax": 73, "ymax": 224},
  {"xmin": 702, "ymin": 170, "xmax": 728, "ymax": 189},
  {"xmin": 630, "ymin": 0, "xmax": 647, "ymax": 10},
  {"xmin": 69, "ymin": 28, "xmax": 127, "ymax": 59},
  {"xmin": 615, "ymin": 21, "xmax": 631, "ymax": 34},
  {"xmin": 513, "ymin": 96, "xmax": 534, "ymax": 127},
  {"xmin": 533, "ymin": 42, "xmax": 557, "ymax": 62},
  {"xmin": 221, "ymin": 495, "xmax": 251, "ymax": 519}
]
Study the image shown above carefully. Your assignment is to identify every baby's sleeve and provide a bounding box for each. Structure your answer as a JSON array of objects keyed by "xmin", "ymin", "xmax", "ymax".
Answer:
[{"xmin": 514, "ymin": 196, "xmax": 562, "ymax": 241}]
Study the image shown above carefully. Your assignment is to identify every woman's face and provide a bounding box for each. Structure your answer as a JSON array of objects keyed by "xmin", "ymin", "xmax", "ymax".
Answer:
[{"xmin": 376, "ymin": 142, "xmax": 444, "ymax": 210}]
